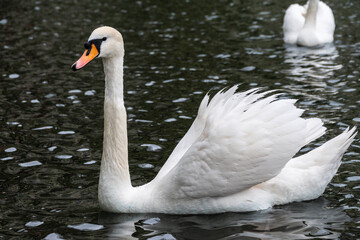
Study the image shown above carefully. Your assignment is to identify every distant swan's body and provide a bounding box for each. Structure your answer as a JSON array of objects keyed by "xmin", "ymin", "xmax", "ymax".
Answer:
[
  {"xmin": 72, "ymin": 26, "xmax": 355, "ymax": 214},
  {"xmin": 283, "ymin": 0, "xmax": 335, "ymax": 47}
]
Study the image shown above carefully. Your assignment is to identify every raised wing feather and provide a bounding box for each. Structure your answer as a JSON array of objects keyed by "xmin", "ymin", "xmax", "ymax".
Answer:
[
  {"xmin": 155, "ymin": 87, "xmax": 258, "ymax": 180},
  {"xmin": 154, "ymin": 91, "xmax": 212, "ymax": 180},
  {"xmin": 157, "ymin": 87, "xmax": 325, "ymax": 199}
]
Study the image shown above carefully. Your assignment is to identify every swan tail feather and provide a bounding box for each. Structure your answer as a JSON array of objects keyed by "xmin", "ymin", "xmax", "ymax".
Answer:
[
  {"xmin": 304, "ymin": 118, "xmax": 326, "ymax": 145},
  {"xmin": 260, "ymin": 127, "xmax": 357, "ymax": 205},
  {"xmin": 295, "ymin": 126, "xmax": 357, "ymax": 167}
]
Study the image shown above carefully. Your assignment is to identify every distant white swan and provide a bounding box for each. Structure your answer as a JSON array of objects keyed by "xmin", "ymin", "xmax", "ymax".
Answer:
[
  {"xmin": 72, "ymin": 26, "xmax": 355, "ymax": 214},
  {"xmin": 283, "ymin": 0, "xmax": 335, "ymax": 47}
]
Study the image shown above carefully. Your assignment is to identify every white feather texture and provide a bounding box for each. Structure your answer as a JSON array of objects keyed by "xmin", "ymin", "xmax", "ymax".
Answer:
[
  {"xmin": 73, "ymin": 27, "xmax": 356, "ymax": 214},
  {"xmin": 283, "ymin": 0, "xmax": 335, "ymax": 47}
]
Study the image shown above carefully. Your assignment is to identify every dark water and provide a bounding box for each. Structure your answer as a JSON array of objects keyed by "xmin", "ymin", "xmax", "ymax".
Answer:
[{"xmin": 1, "ymin": 0, "xmax": 359, "ymax": 239}]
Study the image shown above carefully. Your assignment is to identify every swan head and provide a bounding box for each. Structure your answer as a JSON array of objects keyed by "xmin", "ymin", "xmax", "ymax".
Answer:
[{"xmin": 72, "ymin": 26, "xmax": 124, "ymax": 71}]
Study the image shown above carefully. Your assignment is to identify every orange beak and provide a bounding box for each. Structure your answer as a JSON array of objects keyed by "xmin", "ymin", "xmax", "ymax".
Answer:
[{"xmin": 71, "ymin": 43, "xmax": 99, "ymax": 71}]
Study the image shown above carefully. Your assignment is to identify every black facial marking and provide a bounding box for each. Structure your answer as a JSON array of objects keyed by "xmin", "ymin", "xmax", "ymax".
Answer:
[{"xmin": 84, "ymin": 37, "xmax": 107, "ymax": 55}]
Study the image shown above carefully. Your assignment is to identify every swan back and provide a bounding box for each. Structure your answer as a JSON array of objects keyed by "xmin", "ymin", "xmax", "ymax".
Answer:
[
  {"xmin": 283, "ymin": 4, "xmax": 306, "ymax": 44},
  {"xmin": 313, "ymin": 1, "xmax": 335, "ymax": 43}
]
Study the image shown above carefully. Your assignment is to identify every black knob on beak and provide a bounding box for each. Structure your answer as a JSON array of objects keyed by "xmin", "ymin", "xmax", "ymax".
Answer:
[{"xmin": 84, "ymin": 41, "xmax": 91, "ymax": 49}]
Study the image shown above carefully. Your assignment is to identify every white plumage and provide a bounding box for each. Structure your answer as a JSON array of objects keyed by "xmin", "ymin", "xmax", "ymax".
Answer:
[
  {"xmin": 283, "ymin": 0, "xmax": 335, "ymax": 47},
  {"xmin": 72, "ymin": 26, "xmax": 356, "ymax": 214}
]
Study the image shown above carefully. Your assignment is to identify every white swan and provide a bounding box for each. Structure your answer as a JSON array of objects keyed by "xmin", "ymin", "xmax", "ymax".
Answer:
[
  {"xmin": 283, "ymin": 0, "xmax": 335, "ymax": 47},
  {"xmin": 72, "ymin": 26, "xmax": 356, "ymax": 214}
]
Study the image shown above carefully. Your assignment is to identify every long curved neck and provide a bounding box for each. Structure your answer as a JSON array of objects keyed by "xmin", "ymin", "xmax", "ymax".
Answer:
[
  {"xmin": 99, "ymin": 55, "xmax": 132, "ymax": 191},
  {"xmin": 103, "ymin": 57, "xmax": 124, "ymax": 100},
  {"xmin": 304, "ymin": 0, "xmax": 318, "ymax": 28}
]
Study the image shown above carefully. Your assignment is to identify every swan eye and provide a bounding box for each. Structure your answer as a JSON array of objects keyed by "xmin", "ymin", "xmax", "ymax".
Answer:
[{"xmin": 102, "ymin": 37, "xmax": 107, "ymax": 41}]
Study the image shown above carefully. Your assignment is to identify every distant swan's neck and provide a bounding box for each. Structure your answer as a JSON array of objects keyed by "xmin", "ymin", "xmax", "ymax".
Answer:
[
  {"xmin": 99, "ymin": 56, "xmax": 132, "ymax": 199},
  {"xmin": 304, "ymin": 0, "xmax": 318, "ymax": 28}
]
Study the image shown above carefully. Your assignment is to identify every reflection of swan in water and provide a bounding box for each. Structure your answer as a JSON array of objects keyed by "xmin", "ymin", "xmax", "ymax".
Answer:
[
  {"xmin": 98, "ymin": 198, "xmax": 349, "ymax": 239},
  {"xmin": 283, "ymin": 44, "xmax": 342, "ymax": 90}
]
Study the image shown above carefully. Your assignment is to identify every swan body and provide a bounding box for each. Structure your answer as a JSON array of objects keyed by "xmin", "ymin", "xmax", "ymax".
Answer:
[
  {"xmin": 283, "ymin": 0, "xmax": 335, "ymax": 47},
  {"xmin": 72, "ymin": 26, "xmax": 356, "ymax": 214}
]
